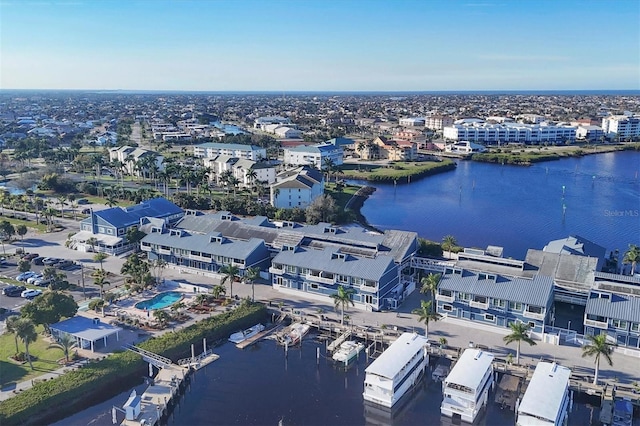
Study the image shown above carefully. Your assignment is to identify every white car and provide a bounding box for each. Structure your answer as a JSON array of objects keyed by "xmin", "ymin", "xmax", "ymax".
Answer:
[
  {"xmin": 21, "ymin": 289, "xmax": 43, "ymax": 299},
  {"xmin": 27, "ymin": 274, "xmax": 44, "ymax": 284}
]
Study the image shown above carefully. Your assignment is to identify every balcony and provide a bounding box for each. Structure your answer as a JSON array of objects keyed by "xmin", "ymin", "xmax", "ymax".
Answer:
[
  {"xmin": 158, "ymin": 247, "xmax": 172, "ymax": 255},
  {"xmin": 469, "ymin": 300, "xmax": 489, "ymax": 310},
  {"xmin": 585, "ymin": 318, "xmax": 609, "ymax": 329},
  {"xmin": 306, "ymin": 273, "xmax": 336, "ymax": 285},
  {"xmin": 523, "ymin": 310, "xmax": 545, "ymax": 321},
  {"xmin": 436, "ymin": 294, "xmax": 455, "ymax": 303},
  {"xmin": 268, "ymin": 266, "xmax": 283, "ymax": 275},
  {"xmin": 360, "ymin": 284, "xmax": 378, "ymax": 293}
]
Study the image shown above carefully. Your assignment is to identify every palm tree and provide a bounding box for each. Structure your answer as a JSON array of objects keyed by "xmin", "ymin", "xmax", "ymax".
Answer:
[
  {"xmin": 6, "ymin": 316, "xmax": 22, "ymax": 354},
  {"xmin": 219, "ymin": 264, "xmax": 240, "ymax": 299},
  {"xmin": 50, "ymin": 333, "xmax": 77, "ymax": 363},
  {"xmin": 442, "ymin": 235, "xmax": 457, "ymax": 259},
  {"xmin": 412, "ymin": 300, "xmax": 440, "ymax": 337},
  {"xmin": 57, "ymin": 195, "xmax": 67, "ymax": 218},
  {"xmin": 622, "ymin": 244, "xmax": 640, "ymax": 276},
  {"xmin": 243, "ymin": 266, "xmax": 261, "ymax": 302},
  {"xmin": 16, "ymin": 224, "xmax": 28, "ymax": 250},
  {"xmin": 582, "ymin": 334, "xmax": 614, "ymax": 385},
  {"xmin": 92, "ymin": 268, "xmax": 110, "ymax": 299},
  {"xmin": 86, "ymin": 237, "xmax": 98, "ymax": 253},
  {"xmin": 503, "ymin": 322, "xmax": 537, "ymax": 365},
  {"xmin": 211, "ymin": 284, "xmax": 226, "ymax": 300},
  {"xmin": 16, "ymin": 318, "xmax": 37, "ymax": 370},
  {"xmin": 331, "ymin": 285, "xmax": 355, "ymax": 325},
  {"xmin": 420, "ymin": 273, "xmax": 441, "ymax": 302},
  {"xmin": 93, "ymin": 252, "xmax": 108, "ymax": 270}
]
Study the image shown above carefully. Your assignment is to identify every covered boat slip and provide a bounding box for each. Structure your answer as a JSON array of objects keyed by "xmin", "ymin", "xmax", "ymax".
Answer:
[
  {"xmin": 516, "ymin": 362, "xmax": 571, "ymax": 426},
  {"xmin": 50, "ymin": 316, "xmax": 122, "ymax": 352}
]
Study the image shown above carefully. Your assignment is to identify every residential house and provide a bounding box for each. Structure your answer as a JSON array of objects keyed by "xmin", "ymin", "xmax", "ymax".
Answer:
[
  {"xmin": 436, "ymin": 268, "xmax": 554, "ymax": 333},
  {"xmin": 270, "ymin": 166, "xmax": 324, "ymax": 209},
  {"xmin": 72, "ymin": 198, "xmax": 184, "ymax": 255}
]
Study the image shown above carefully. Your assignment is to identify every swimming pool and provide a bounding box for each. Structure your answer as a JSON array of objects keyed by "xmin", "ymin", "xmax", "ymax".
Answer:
[{"xmin": 135, "ymin": 291, "xmax": 183, "ymax": 310}]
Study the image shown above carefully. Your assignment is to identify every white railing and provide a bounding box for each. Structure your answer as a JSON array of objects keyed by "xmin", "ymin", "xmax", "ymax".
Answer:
[
  {"xmin": 158, "ymin": 247, "xmax": 172, "ymax": 255},
  {"xmin": 585, "ymin": 319, "xmax": 609, "ymax": 329},
  {"xmin": 523, "ymin": 310, "xmax": 545, "ymax": 321},
  {"xmin": 268, "ymin": 267, "xmax": 283, "ymax": 275},
  {"xmin": 469, "ymin": 300, "xmax": 489, "ymax": 310},
  {"xmin": 306, "ymin": 274, "xmax": 335, "ymax": 285},
  {"xmin": 360, "ymin": 284, "xmax": 377, "ymax": 293},
  {"xmin": 436, "ymin": 294, "xmax": 455, "ymax": 303}
]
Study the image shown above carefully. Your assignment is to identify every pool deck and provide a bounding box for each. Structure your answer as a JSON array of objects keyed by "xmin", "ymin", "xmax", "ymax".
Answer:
[{"xmin": 133, "ymin": 291, "xmax": 185, "ymax": 311}]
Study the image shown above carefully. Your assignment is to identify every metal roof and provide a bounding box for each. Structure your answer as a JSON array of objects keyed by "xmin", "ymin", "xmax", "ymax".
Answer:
[
  {"xmin": 51, "ymin": 316, "xmax": 122, "ymax": 342},
  {"xmin": 82, "ymin": 197, "xmax": 183, "ymax": 229},
  {"xmin": 365, "ymin": 333, "xmax": 428, "ymax": 379},
  {"xmin": 439, "ymin": 270, "xmax": 554, "ymax": 307},
  {"xmin": 195, "ymin": 142, "xmax": 263, "ymax": 151},
  {"xmin": 444, "ymin": 349, "xmax": 494, "ymax": 391},
  {"xmin": 272, "ymin": 247, "xmax": 395, "ymax": 281},
  {"xmin": 143, "ymin": 231, "xmax": 266, "ymax": 260},
  {"xmin": 585, "ymin": 292, "xmax": 640, "ymax": 323},
  {"xmin": 518, "ymin": 362, "xmax": 571, "ymax": 423}
]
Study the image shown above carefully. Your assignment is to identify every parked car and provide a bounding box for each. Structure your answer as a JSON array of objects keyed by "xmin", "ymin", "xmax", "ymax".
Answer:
[
  {"xmin": 21, "ymin": 289, "xmax": 43, "ymax": 299},
  {"xmin": 17, "ymin": 271, "xmax": 37, "ymax": 281},
  {"xmin": 34, "ymin": 278, "xmax": 52, "ymax": 287},
  {"xmin": 77, "ymin": 198, "xmax": 89, "ymax": 205},
  {"xmin": 81, "ymin": 208, "xmax": 91, "ymax": 214},
  {"xmin": 42, "ymin": 257, "xmax": 62, "ymax": 266},
  {"xmin": 26, "ymin": 274, "xmax": 44, "ymax": 284},
  {"xmin": 32, "ymin": 256, "xmax": 46, "ymax": 265},
  {"xmin": 21, "ymin": 253, "xmax": 39, "ymax": 261},
  {"xmin": 56, "ymin": 260, "xmax": 74, "ymax": 269},
  {"xmin": 3, "ymin": 285, "xmax": 26, "ymax": 297}
]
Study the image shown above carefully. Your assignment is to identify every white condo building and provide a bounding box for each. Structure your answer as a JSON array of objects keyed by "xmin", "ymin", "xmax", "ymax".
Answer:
[
  {"xmin": 283, "ymin": 143, "xmax": 343, "ymax": 169},
  {"xmin": 601, "ymin": 115, "xmax": 640, "ymax": 139},
  {"xmin": 443, "ymin": 120, "xmax": 576, "ymax": 144},
  {"xmin": 270, "ymin": 166, "xmax": 324, "ymax": 209},
  {"xmin": 193, "ymin": 142, "xmax": 267, "ymax": 160},
  {"xmin": 425, "ymin": 115, "xmax": 454, "ymax": 130}
]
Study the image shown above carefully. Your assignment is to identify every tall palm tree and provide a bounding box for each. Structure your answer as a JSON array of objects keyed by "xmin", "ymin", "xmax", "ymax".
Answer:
[
  {"xmin": 49, "ymin": 333, "xmax": 77, "ymax": 363},
  {"xmin": 331, "ymin": 285, "xmax": 355, "ymax": 325},
  {"xmin": 92, "ymin": 268, "xmax": 110, "ymax": 299},
  {"xmin": 57, "ymin": 195, "xmax": 67, "ymax": 218},
  {"xmin": 6, "ymin": 316, "xmax": 22, "ymax": 354},
  {"xmin": 503, "ymin": 322, "xmax": 536, "ymax": 365},
  {"xmin": 412, "ymin": 300, "xmax": 440, "ymax": 337},
  {"xmin": 93, "ymin": 252, "xmax": 108, "ymax": 270},
  {"xmin": 622, "ymin": 244, "xmax": 640, "ymax": 276},
  {"xmin": 442, "ymin": 235, "xmax": 457, "ymax": 259},
  {"xmin": 243, "ymin": 266, "xmax": 261, "ymax": 302},
  {"xmin": 420, "ymin": 273, "xmax": 441, "ymax": 302},
  {"xmin": 86, "ymin": 237, "xmax": 98, "ymax": 253},
  {"xmin": 211, "ymin": 284, "xmax": 226, "ymax": 300},
  {"xmin": 581, "ymin": 334, "xmax": 614, "ymax": 385},
  {"xmin": 219, "ymin": 264, "xmax": 240, "ymax": 298},
  {"xmin": 16, "ymin": 318, "xmax": 37, "ymax": 370}
]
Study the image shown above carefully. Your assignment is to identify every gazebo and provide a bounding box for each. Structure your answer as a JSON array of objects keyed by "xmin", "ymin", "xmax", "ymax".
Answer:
[{"xmin": 50, "ymin": 316, "xmax": 122, "ymax": 352}]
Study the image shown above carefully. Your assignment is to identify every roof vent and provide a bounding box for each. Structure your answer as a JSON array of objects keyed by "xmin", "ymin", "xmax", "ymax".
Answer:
[{"xmin": 474, "ymin": 351, "xmax": 483, "ymax": 360}]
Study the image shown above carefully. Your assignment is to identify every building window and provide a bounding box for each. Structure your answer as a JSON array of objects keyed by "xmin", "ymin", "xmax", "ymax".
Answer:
[
  {"xmin": 458, "ymin": 292, "xmax": 471, "ymax": 301},
  {"xmin": 509, "ymin": 301, "xmax": 523, "ymax": 311},
  {"xmin": 442, "ymin": 305, "xmax": 453, "ymax": 312},
  {"xmin": 98, "ymin": 227, "xmax": 105, "ymax": 233},
  {"xmin": 612, "ymin": 319, "xmax": 628, "ymax": 330},
  {"xmin": 309, "ymin": 283, "xmax": 318, "ymax": 290},
  {"xmin": 485, "ymin": 314, "xmax": 495, "ymax": 321},
  {"xmin": 631, "ymin": 323, "xmax": 640, "ymax": 333},
  {"xmin": 493, "ymin": 299, "xmax": 506, "ymax": 308},
  {"xmin": 440, "ymin": 289, "xmax": 452, "ymax": 297},
  {"xmin": 528, "ymin": 322, "xmax": 536, "ymax": 328}
]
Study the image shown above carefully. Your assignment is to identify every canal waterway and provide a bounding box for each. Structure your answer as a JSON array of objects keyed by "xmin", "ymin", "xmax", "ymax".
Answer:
[
  {"xmin": 56, "ymin": 336, "xmax": 601, "ymax": 426},
  {"xmin": 358, "ymin": 151, "xmax": 640, "ymax": 259}
]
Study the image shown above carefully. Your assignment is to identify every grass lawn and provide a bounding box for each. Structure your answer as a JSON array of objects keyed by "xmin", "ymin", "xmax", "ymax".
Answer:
[
  {"xmin": 0, "ymin": 216, "xmax": 47, "ymax": 233},
  {"xmin": 325, "ymin": 183, "xmax": 359, "ymax": 210},
  {"xmin": 0, "ymin": 325, "xmax": 66, "ymax": 388},
  {"xmin": 339, "ymin": 160, "xmax": 455, "ymax": 181}
]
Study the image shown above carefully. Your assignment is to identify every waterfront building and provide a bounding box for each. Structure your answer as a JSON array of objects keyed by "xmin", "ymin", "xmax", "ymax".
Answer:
[
  {"xmin": 193, "ymin": 142, "xmax": 266, "ymax": 160},
  {"xmin": 583, "ymin": 272, "xmax": 640, "ymax": 350},
  {"xmin": 358, "ymin": 136, "xmax": 417, "ymax": 161},
  {"xmin": 254, "ymin": 116, "xmax": 291, "ymax": 130},
  {"xmin": 601, "ymin": 115, "xmax": 640, "ymax": 139},
  {"xmin": 441, "ymin": 348, "xmax": 494, "ymax": 423},
  {"xmin": 108, "ymin": 145, "xmax": 164, "ymax": 177},
  {"xmin": 273, "ymin": 126, "xmax": 303, "ymax": 139},
  {"xmin": 283, "ymin": 143, "xmax": 344, "ymax": 169},
  {"xmin": 444, "ymin": 141, "xmax": 487, "ymax": 154},
  {"xmin": 575, "ymin": 125, "xmax": 605, "ymax": 142},
  {"xmin": 270, "ymin": 166, "xmax": 324, "ymax": 209},
  {"xmin": 72, "ymin": 197, "xmax": 184, "ymax": 255},
  {"xmin": 516, "ymin": 362, "xmax": 572, "ymax": 426},
  {"xmin": 363, "ymin": 333, "xmax": 429, "ymax": 408},
  {"xmin": 203, "ymin": 155, "xmax": 277, "ymax": 186},
  {"xmin": 443, "ymin": 120, "xmax": 576, "ymax": 144},
  {"xmin": 424, "ymin": 115, "xmax": 453, "ymax": 131},
  {"xmin": 325, "ymin": 137, "xmax": 355, "ymax": 149},
  {"xmin": 435, "ymin": 267, "xmax": 554, "ymax": 333}
]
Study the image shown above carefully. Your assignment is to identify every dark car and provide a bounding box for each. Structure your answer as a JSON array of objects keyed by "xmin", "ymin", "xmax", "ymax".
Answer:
[
  {"xmin": 77, "ymin": 198, "xmax": 89, "ymax": 205},
  {"xmin": 3, "ymin": 285, "xmax": 26, "ymax": 297},
  {"xmin": 81, "ymin": 208, "xmax": 91, "ymax": 214},
  {"xmin": 32, "ymin": 256, "xmax": 46, "ymax": 265},
  {"xmin": 21, "ymin": 253, "xmax": 40, "ymax": 261},
  {"xmin": 56, "ymin": 260, "xmax": 74, "ymax": 269}
]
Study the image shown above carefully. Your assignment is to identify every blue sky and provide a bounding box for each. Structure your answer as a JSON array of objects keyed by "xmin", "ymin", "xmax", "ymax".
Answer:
[{"xmin": 1, "ymin": 0, "xmax": 639, "ymax": 91}]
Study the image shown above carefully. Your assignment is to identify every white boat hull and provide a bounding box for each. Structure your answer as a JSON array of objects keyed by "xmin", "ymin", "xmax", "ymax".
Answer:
[
  {"xmin": 332, "ymin": 341, "xmax": 364, "ymax": 364},
  {"xmin": 229, "ymin": 323, "xmax": 265, "ymax": 344}
]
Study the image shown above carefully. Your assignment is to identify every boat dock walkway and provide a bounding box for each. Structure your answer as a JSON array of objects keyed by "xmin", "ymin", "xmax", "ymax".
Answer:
[
  {"xmin": 327, "ymin": 331, "xmax": 352, "ymax": 353},
  {"xmin": 236, "ymin": 324, "xmax": 283, "ymax": 349},
  {"xmin": 599, "ymin": 384, "xmax": 615, "ymax": 425},
  {"xmin": 494, "ymin": 373, "xmax": 523, "ymax": 411}
]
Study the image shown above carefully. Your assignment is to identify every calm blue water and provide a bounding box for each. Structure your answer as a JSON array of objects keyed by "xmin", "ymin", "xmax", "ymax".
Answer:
[
  {"xmin": 57, "ymin": 337, "xmax": 600, "ymax": 426},
  {"xmin": 134, "ymin": 291, "xmax": 183, "ymax": 310},
  {"xmin": 358, "ymin": 151, "xmax": 640, "ymax": 259}
]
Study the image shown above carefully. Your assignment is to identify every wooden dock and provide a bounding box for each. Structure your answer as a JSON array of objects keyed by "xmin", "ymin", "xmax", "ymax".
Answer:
[
  {"xmin": 236, "ymin": 324, "xmax": 282, "ymax": 349},
  {"xmin": 495, "ymin": 373, "xmax": 523, "ymax": 411},
  {"xmin": 327, "ymin": 331, "xmax": 351, "ymax": 353},
  {"xmin": 599, "ymin": 384, "xmax": 615, "ymax": 425}
]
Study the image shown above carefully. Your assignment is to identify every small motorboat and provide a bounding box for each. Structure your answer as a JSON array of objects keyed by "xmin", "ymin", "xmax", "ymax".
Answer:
[
  {"xmin": 280, "ymin": 322, "xmax": 310, "ymax": 346},
  {"xmin": 229, "ymin": 323, "xmax": 265, "ymax": 344},
  {"xmin": 332, "ymin": 340, "xmax": 364, "ymax": 364}
]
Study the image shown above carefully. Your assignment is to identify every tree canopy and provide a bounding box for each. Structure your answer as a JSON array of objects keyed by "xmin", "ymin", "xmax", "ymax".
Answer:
[{"xmin": 21, "ymin": 291, "xmax": 78, "ymax": 332}]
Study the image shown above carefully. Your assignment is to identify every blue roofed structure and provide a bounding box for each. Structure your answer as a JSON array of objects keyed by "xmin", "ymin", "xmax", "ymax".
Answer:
[{"xmin": 72, "ymin": 197, "xmax": 184, "ymax": 255}]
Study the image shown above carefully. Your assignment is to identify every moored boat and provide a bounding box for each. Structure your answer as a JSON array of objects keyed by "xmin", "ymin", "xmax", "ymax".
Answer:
[
  {"xmin": 332, "ymin": 340, "xmax": 365, "ymax": 364},
  {"xmin": 229, "ymin": 323, "xmax": 265, "ymax": 344},
  {"xmin": 280, "ymin": 322, "xmax": 310, "ymax": 346}
]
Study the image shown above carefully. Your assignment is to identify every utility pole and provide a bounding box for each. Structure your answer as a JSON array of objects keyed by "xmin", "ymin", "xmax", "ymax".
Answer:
[{"xmin": 81, "ymin": 263, "xmax": 86, "ymax": 299}]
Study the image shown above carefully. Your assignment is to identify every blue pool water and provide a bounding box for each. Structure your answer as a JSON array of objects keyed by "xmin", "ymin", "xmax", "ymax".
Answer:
[{"xmin": 134, "ymin": 291, "xmax": 182, "ymax": 310}]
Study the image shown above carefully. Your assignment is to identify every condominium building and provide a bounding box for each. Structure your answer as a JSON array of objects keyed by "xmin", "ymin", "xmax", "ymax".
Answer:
[
  {"xmin": 193, "ymin": 142, "xmax": 267, "ymax": 160},
  {"xmin": 270, "ymin": 166, "xmax": 324, "ymax": 209},
  {"xmin": 203, "ymin": 155, "xmax": 277, "ymax": 187},
  {"xmin": 108, "ymin": 146, "xmax": 164, "ymax": 176},
  {"xmin": 425, "ymin": 115, "xmax": 453, "ymax": 130},
  {"xmin": 399, "ymin": 117, "xmax": 425, "ymax": 127},
  {"xmin": 443, "ymin": 120, "xmax": 576, "ymax": 144},
  {"xmin": 283, "ymin": 143, "xmax": 344, "ymax": 169},
  {"xmin": 601, "ymin": 115, "xmax": 640, "ymax": 139}
]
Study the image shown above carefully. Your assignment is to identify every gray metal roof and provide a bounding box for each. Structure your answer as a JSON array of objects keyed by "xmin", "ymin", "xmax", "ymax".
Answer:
[
  {"xmin": 585, "ymin": 293, "xmax": 640, "ymax": 323},
  {"xmin": 143, "ymin": 231, "xmax": 265, "ymax": 260},
  {"xmin": 439, "ymin": 270, "xmax": 554, "ymax": 307},
  {"xmin": 365, "ymin": 333, "xmax": 428, "ymax": 379},
  {"xmin": 51, "ymin": 316, "xmax": 122, "ymax": 342},
  {"xmin": 272, "ymin": 247, "xmax": 396, "ymax": 281},
  {"xmin": 525, "ymin": 249, "xmax": 597, "ymax": 290}
]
